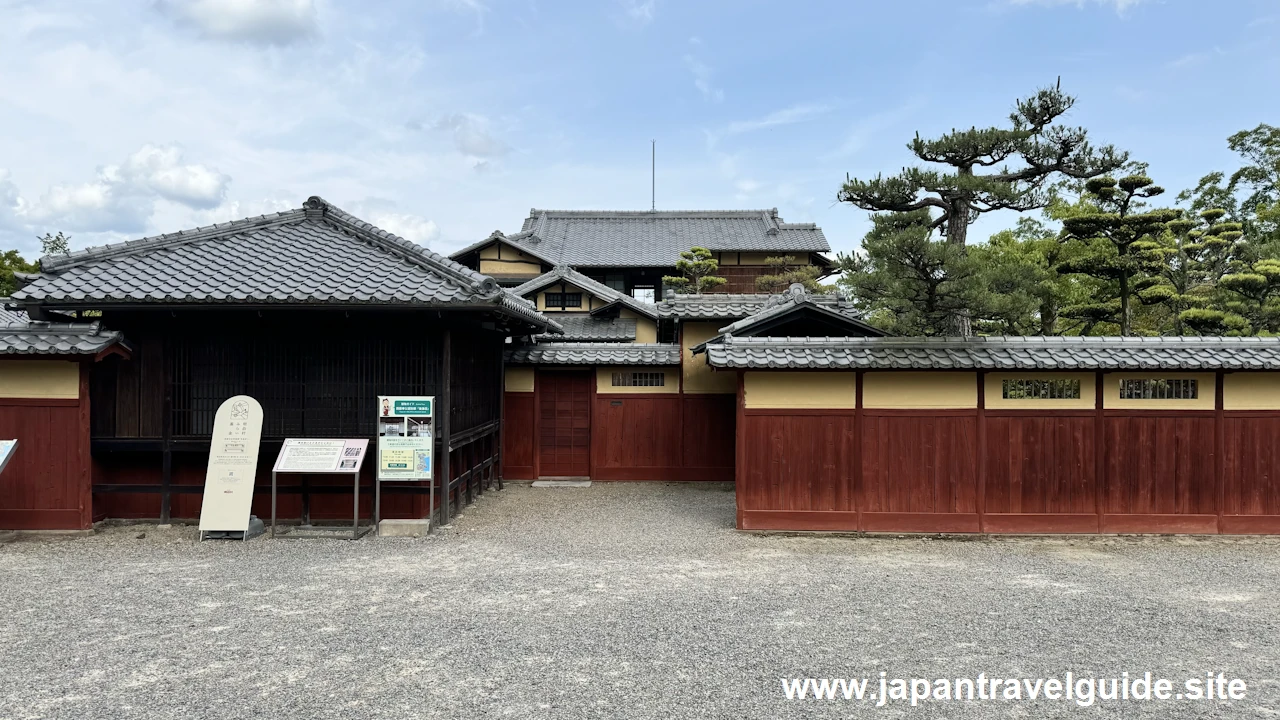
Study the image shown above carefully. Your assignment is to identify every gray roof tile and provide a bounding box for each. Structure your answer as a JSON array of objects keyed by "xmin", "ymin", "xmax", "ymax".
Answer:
[
  {"xmin": 453, "ymin": 208, "xmax": 830, "ymax": 268},
  {"xmin": 535, "ymin": 315, "xmax": 637, "ymax": 342},
  {"xmin": 13, "ymin": 197, "xmax": 559, "ymax": 333},
  {"xmin": 512, "ymin": 265, "xmax": 658, "ymax": 320},
  {"xmin": 0, "ymin": 321, "xmax": 125, "ymax": 356},
  {"xmin": 702, "ymin": 336, "xmax": 1280, "ymax": 370},
  {"xmin": 713, "ymin": 284, "xmax": 884, "ymax": 337},
  {"xmin": 505, "ymin": 343, "xmax": 680, "ymax": 366}
]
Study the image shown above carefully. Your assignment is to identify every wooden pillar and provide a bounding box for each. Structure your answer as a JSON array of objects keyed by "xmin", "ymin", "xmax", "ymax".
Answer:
[
  {"xmin": 160, "ymin": 339, "xmax": 174, "ymax": 525},
  {"xmin": 1215, "ymin": 370, "xmax": 1225, "ymax": 534},
  {"xmin": 734, "ymin": 369, "xmax": 745, "ymax": 529},
  {"xmin": 439, "ymin": 328, "xmax": 453, "ymax": 525},
  {"xmin": 496, "ymin": 351, "xmax": 505, "ymax": 491},
  {"xmin": 1094, "ymin": 371, "xmax": 1106, "ymax": 532},
  {"xmin": 854, "ymin": 370, "xmax": 864, "ymax": 532},
  {"xmin": 976, "ymin": 371, "xmax": 986, "ymax": 534},
  {"xmin": 78, "ymin": 361, "xmax": 93, "ymax": 530}
]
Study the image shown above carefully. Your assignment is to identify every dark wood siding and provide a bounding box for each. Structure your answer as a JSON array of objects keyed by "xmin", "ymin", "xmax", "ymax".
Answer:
[
  {"xmin": 538, "ymin": 371, "xmax": 592, "ymax": 477},
  {"xmin": 680, "ymin": 395, "xmax": 736, "ymax": 477},
  {"xmin": 502, "ymin": 393, "xmax": 536, "ymax": 479},
  {"xmin": 591, "ymin": 395, "xmax": 682, "ymax": 480},
  {"xmin": 737, "ymin": 374, "xmax": 1280, "ymax": 534},
  {"xmin": 985, "ymin": 415, "xmax": 1096, "ymax": 514}
]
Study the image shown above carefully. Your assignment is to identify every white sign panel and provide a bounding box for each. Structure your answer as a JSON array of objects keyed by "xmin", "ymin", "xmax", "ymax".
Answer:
[
  {"xmin": 199, "ymin": 396, "xmax": 264, "ymax": 533},
  {"xmin": 377, "ymin": 395, "xmax": 433, "ymax": 481},
  {"xmin": 274, "ymin": 439, "xmax": 368, "ymax": 474}
]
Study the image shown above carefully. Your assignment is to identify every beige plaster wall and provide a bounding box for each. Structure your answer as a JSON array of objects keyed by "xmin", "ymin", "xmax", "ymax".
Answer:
[
  {"xmin": 743, "ymin": 372, "xmax": 856, "ymax": 409},
  {"xmin": 0, "ymin": 360, "xmax": 80, "ymax": 399}
]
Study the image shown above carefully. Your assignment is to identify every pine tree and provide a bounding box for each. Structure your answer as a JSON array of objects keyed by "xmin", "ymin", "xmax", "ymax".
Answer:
[
  {"xmin": 755, "ymin": 256, "xmax": 830, "ymax": 294},
  {"xmin": 1056, "ymin": 176, "xmax": 1180, "ymax": 335},
  {"xmin": 662, "ymin": 247, "xmax": 727, "ymax": 295},
  {"xmin": 1144, "ymin": 209, "xmax": 1245, "ymax": 335},
  {"xmin": 837, "ymin": 211, "xmax": 981, "ymax": 335},
  {"xmin": 837, "ymin": 82, "xmax": 1126, "ymax": 334}
]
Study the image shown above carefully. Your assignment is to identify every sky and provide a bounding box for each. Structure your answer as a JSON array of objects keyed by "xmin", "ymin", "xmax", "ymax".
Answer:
[{"xmin": 0, "ymin": 0, "xmax": 1277, "ymax": 261}]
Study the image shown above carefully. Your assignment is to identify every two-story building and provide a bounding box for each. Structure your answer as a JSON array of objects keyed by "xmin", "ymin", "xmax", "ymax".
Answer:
[{"xmin": 449, "ymin": 208, "xmax": 834, "ymax": 298}]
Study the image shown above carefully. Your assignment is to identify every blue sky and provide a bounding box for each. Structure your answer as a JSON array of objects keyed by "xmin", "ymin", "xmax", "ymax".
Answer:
[{"xmin": 0, "ymin": 0, "xmax": 1277, "ymax": 260}]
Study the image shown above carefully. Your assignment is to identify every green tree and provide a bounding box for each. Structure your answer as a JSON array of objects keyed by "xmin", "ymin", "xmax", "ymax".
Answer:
[
  {"xmin": 1218, "ymin": 259, "xmax": 1280, "ymax": 335},
  {"xmin": 39, "ymin": 231, "xmax": 71, "ymax": 257},
  {"xmin": 837, "ymin": 82, "xmax": 1126, "ymax": 334},
  {"xmin": 755, "ymin": 256, "xmax": 831, "ymax": 294},
  {"xmin": 662, "ymin": 247, "xmax": 727, "ymax": 295},
  {"xmin": 0, "ymin": 250, "xmax": 38, "ymax": 298},
  {"xmin": 837, "ymin": 210, "xmax": 982, "ymax": 335},
  {"xmin": 1143, "ymin": 209, "xmax": 1245, "ymax": 334},
  {"xmin": 1056, "ymin": 175, "xmax": 1179, "ymax": 335},
  {"xmin": 972, "ymin": 218, "xmax": 1091, "ymax": 335},
  {"xmin": 1179, "ymin": 124, "xmax": 1280, "ymax": 256}
]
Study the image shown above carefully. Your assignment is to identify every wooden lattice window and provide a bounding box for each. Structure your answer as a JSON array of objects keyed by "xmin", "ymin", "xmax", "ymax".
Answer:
[
  {"xmin": 611, "ymin": 371, "xmax": 665, "ymax": 387},
  {"xmin": 1119, "ymin": 378, "xmax": 1198, "ymax": 400},
  {"xmin": 545, "ymin": 292, "xmax": 582, "ymax": 308},
  {"xmin": 1002, "ymin": 378, "xmax": 1081, "ymax": 400}
]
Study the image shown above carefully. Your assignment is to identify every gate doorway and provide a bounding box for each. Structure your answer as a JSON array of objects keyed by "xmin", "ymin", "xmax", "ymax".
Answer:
[{"xmin": 538, "ymin": 370, "xmax": 591, "ymax": 477}]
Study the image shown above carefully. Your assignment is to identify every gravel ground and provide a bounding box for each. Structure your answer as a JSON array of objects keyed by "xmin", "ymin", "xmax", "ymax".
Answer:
[{"xmin": 1, "ymin": 481, "xmax": 1279, "ymax": 719}]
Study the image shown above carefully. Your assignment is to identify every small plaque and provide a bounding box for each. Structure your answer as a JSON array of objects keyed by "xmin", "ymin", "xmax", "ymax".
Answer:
[{"xmin": 274, "ymin": 439, "xmax": 368, "ymax": 474}]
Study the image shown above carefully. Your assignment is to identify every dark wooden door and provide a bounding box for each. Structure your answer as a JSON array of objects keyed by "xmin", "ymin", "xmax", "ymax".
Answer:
[{"xmin": 538, "ymin": 371, "xmax": 591, "ymax": 477}]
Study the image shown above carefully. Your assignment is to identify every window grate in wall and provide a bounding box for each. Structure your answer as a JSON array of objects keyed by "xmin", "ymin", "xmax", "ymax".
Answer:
[
  {"xmin": 1001, "ymin": 378, "xmax": 1081, "ymax": 400},
  {"xmin": 545, "ymin": 292, "xmax": 582, "ymax": 308},
  {"xmin": 1119, "ymin": 378, "xmax": 1198, "ymax": 400},
  {"xmin": 612, "ymin": 371, "xmax": 665, "ymax": 387}
]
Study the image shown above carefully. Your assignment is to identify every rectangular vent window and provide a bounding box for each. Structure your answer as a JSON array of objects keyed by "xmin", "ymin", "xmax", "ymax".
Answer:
[
  {"xmin": 611, "ymin": 372, "xmax": 665, "ymax": 387},
  {"xmin": 1119, "ymin": 378, "xmax": 1198, "ymax": 400},
  {"xmin": 1001, "ymin": 378, "xmax": 1082, "ymax": 400}
]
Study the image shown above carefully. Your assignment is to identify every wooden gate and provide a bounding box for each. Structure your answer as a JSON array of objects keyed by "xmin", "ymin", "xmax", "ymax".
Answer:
[{"xmin": 538, "ymin": 370, "xmax": 591, "ymax": 477}]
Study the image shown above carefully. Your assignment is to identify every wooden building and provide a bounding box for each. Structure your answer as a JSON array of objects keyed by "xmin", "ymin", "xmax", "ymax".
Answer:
[
  {"xmin": 10, "ymin": 197, "xmax": 557, "ymax": 526},
  {"xmin": 501, "ymin": 283, "xmax": 883, "ymax": 483},
  {"xmin": 700, "ymin": 335, "xmax": 1280, "ymax": 535},
  {"xmin": 450, "ymin": 208, "xmax": 834, "ymax": 296},
  {"xmin": 0, "ymin": 318, "xmax": 128, "ymax": 530}
]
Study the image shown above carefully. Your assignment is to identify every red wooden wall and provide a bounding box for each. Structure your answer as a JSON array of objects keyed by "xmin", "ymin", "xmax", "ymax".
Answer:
[
  {"xmin": 0, "ymin": 364, "xmax": 92, "ymax": 531},
  {"xmin": 738, "ymin": 372, "xmax": 1280, "ymax": 535},
  {"xmin": 501, "ymin": 390, "xmax": 735, "ymax": 482}
]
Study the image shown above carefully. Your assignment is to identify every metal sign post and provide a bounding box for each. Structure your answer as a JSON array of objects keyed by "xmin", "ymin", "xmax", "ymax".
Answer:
[
  {"xmin": 270, "ymin": 439, "xmax": 370, "ymax": 540},
  {"xmin": 375, "ymin": 396, "xmax": 435, "ymax": 533}
]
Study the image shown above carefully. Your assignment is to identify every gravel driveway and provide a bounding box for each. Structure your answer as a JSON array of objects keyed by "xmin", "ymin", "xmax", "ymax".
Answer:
[{"xmin": 1, "ymin": 481, "xmax": 1278, "ymax": 719}]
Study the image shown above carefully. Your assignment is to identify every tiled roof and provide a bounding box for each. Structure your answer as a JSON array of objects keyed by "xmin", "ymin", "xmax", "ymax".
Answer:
[
  {"xmin": 0, "ymin": 321, "xmax": 125, "ymax": 356},
  {"xmin": 13, "ymin": 197, "xmax": 559, "ymax": 333},
  {"xmin": 454, "ymin": 209, "xmax": 830, "ymax": 268},
  {"xmin": 656, "ymin": 293, "xmax": 775, "ymax": 319},
  {"xmin": 702, "ymin": 336, "xmax": 1280, "ymax": 370},
  {"xmin": 535, "ymin": 315, "xmax": 637, "ymax": 342},
  {"xmin": 511, "ymin": 265, "xmax": 659, "ymax": 320},
  {"xmin": 505, "ymin": 343, "xmax": 681, "ymax": 366},
  {"xmin": 0, "ymin": 300, "xmax": 28, "ymax": 324},
  {"xmin": 713, "ymin": 284, "xmax": 884, "ymax": 338}
]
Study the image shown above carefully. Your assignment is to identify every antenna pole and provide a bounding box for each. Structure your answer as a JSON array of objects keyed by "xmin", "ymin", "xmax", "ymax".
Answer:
[{"xmin": 651, "ymin": 140, "xmax": 655, "ymax": 211}]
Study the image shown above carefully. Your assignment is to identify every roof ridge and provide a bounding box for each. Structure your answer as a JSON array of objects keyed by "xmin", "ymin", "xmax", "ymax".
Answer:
[
  {"xmin": 511, "ymin": 265, "xmax": 658, "ymax": 320},
  {"xmin": 40, "ymin": 210, "xmax": 306, "ymax": 272},
  {"xmin": 308, "ymin": 197, "xmax": 500, "ymax": 298},
  {"xmin": 526, "ymin": 208, "xmax": 786, "ymax": 218}
]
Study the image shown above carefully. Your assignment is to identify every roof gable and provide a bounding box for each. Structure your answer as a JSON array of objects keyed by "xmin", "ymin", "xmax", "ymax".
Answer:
[
  {"xmin": 13, "ymin": 197, "xmax": 558, "ymax": 332},
  {"xmin": 715, "ymin": 285, "xmax": 885, "ymax": 339},
  {"xmin": 511, "ymin": 266, "xmax": 658, "ymax": 320}
]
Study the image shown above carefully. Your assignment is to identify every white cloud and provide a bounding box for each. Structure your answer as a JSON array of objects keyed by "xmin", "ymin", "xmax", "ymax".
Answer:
[
  {"xmin": 432, "ymin": 114, "xmax": 510, "ymax": 162},
  {"xmin": 368, "ymin": 211, "xmax": 441, "ymax": 246},
  {"xmin": 620, "ymin": 0, "xmax": 656, "ymax": 26},
  {"xmin": 157, "ymin": 0, "xmax": 318, "ymax": 45},
  {"xmin": 6, "ymin": 144, "xmax": 230, "ymax": 236},
  {"xmin": 123, "ymin": 145, "xmax": 230, "ymax": 208},
  {"xmin": 683, "ymin": 55, "xmax": 723, "ymax": 103},
  {"xmin": 723, "ymin": 104, "xmax": 829, "ymax": 137},
  {"xmin": 1007, "ymin": 0, "xmax": 1149, "ymax": 13}
]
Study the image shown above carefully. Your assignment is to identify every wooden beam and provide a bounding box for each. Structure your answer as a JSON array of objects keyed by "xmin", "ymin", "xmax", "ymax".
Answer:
[
  {"xmin": 976, "ymin": 371, "xmax": 986, "ymax": 534},
  {"xmin": 1094, "ymin": 371, "xmax": 1105, "ymax": 527},
  {"xmin": 439, "ymin": 328, "xmax": 453, "ymax": 525},
  {"xmin": 1216, "ymin": 370, "xmax": 1225, "ymax": 533}
]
